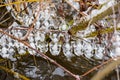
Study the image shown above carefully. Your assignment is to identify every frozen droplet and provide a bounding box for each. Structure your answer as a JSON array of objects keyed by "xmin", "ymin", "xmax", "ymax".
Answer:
[
  {"xmin": 64, "ymin": 34, "xmax": 70, "ymax": 43},
  {"xmin": 73, "ymin": 40, "xmax": 83, "ymax": 56},
  {"xmin": 62, "ymin": 42, "xmax": 74, "ymax": 60},
  {"xmin": 1, "ymin": 47, "xmax": 8, "ymax": 54},
  {"xmin": 109, "ymin": 51, "xmax": 118, "ymax": 60},
  {"xmin": 1, "ymin": 47, "xmax": 9, "ymax": 58},
  {"xmin": 109, "ymin": 51, "xmax": 114, "ymax": 58},
  {"xmin": 39, "ymin": 33, "xmax": 45, "ymax": 42},
  {"xmin": 61, "ymin": 24, "xmax": 67, "ymax": 30},
  {"xmin": 8, "ymin": 42, "xmax": 14, "ymax": 47},
  {"xmin": 6, "ymin": 6, "xmax": 12, "ymax": 11},
  {"xmin": 19, "ymin": 43, "xmax": 24, "ymax": 47},
  {"xmin": 35, "ymin": 33, "xmax": 40, "ymax": 41},
  {"xmin": 44, "ymin": 21, "xmax": 49, "ymax": 29},
  {"xmin": 84, "ymin": 44, "xmax": 92, "ymax": 53},
  {"xmin": 49, "ymin": 42, "xmax": 61, "ymax": 56},
  {"xmin": 2, "ymin": 53, "xmax": 9, "ymax": 58},
  {"xmin": 19, "ymin": 48, "xmax": 26, "ymax": 54},
  {"xmin": 83, "ymin": 43, "xmax": 93, "ymax": 59},
  {"xmin": 50, "ymin": 33, "xmax": 60, "ymax": 43},
  {"xmin": 52, "ymin": 67, "xmax": 65, "ymax": 77},
  {"xmin": 116, "ymin": 35, "xmax": 120, "ymax": 42},
  {"xmin": 35, "ymin": 21, "xmax": 40, "ymax": 29},
  {"xmin": 73, "ymin": 1, "xmax": 80, "ymax": 10},
  {"xmin": 28, "ymin": 49, "xmax": 36, "ymax": 55},
  {"xmin": 95, "ymin": 52, "xmax": 104, "ymax": 59},
  {"xmin": 38, "ymin": 41, "xmax": 48, "ymax": 53},
  {"xmin": 30, "ymin": 42, "xmax": 36, "ymax": 48},
  {"xmin": 84, "ymin": 53, "xmax": 93, "ymax": 59},
  {"xmin": 9, "ymin": 48, "xmax": 15, "ymax": 53},
  {"xmin": 115, "ymin": 47, "xmax": 120, "ymax": 56},
  {"xmin": 91, "ymin": 9, "xmax": 98, "ymax": 18},
  {"xmin": 94, "ymin": 48, "xmax": 104, "ymax": 59},
  {"xmin": 28, "ymin": 36, "xmax": 34, "ymax": 43},
  {"xmin": 18, "ymin": 31, "xmax": 23, "ymax": 37},
  {"xmin": 14, "ymin": 41, "xmax": 20, "ymax": 48}
]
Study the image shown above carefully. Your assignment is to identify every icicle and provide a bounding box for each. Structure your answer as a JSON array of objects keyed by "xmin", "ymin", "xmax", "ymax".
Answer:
[
  {"xmin": 72, "ymin": 40, "xmax": 83, "ymax": 56},
  {"xmin": 113, "ymin": 42, "xmax": 120, "ymax": 57},
  {"xmin": 94, "ymin": 47, "xmax": 104, "ymax": 59},
  {"xmin": 111, "ymin": 34, "xmax": 120, "ymax": 59},
  {"xmin": 49, "ymin": 33, "xmax": 60, "ymax": 43},
  {"xmin": 1, "ymin": 46, "xmax": 9, "ymax": 58},
  {"xmin": 39, "ymin": 32, "xmax": 46, "ymax": 42},
  {"xmin": 35, "ymin": 21, "xmax": 40, "ymax": 29},
  {"xmin": 49, "ymin": 32, "xmax": 62, "ymax": 55},
  {"xmin": 49, "ymin": 42, "xmax": 61, "ymax": 56},
  {"xmin": 62, "ymin": 42, "xmax": 74, "ymax": 61},
  {"xmin": 38, "ymin": 41, "xmax": 48, "ymax": 53},
  {"xmin": 83, "ymin": 42, "xmax": 93, "ymax": 59}
]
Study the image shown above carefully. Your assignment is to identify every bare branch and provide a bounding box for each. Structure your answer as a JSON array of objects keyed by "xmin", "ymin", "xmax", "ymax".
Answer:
[{"xmin": 91, "ymin": 57, "xmax": 120, "ymax": 80}]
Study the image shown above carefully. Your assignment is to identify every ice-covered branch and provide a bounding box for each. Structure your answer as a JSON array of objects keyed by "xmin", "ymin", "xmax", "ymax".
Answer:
[{"xmin": 68, "ymin": 0, "xmax": 120, "ymax": 36}]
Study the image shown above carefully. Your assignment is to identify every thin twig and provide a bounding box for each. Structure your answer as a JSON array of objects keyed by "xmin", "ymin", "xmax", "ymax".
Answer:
[
  {"xmin": 81, "ymin": 58, "xmax": 113, "ymax": 77},
  {"xmin": 19, "ymin": 2, "xmax": 41, "ymax": 41},
  {"xmin": 91, "ymin": 57, "xmax": 120, "ymax": 80},
  {"xmin": 0, "ymin": 17, "xmax": 11, "ymax": 24},
  {"xmin": 0, "ymin": 11, "xmax": 9, "ymax": 21},
  {"xmin": 65, "ymin": 0, "xmax": 79, "ymax": 12},
  {"xmin": 65, "ymin": 0, "xmax": 86, "ymax": 16}
]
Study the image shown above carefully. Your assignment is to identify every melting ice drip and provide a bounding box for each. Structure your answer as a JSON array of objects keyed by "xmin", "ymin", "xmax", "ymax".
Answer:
[
  {"xmin": 62, "ymin": 34, "xmax": 74, "ymax": 60},
  {"xmin": 49, "ymin": 33, "xmax": 61, "ymax": 56},
  {"xmin": 110, "ymin": 33, "xmax": 120, "ymax": 60}
]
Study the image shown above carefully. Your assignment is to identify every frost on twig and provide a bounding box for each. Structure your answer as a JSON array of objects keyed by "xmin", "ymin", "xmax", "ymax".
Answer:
[{"xmin": 69, "ymin": 0, "xmax": 120, "ymax": 36}]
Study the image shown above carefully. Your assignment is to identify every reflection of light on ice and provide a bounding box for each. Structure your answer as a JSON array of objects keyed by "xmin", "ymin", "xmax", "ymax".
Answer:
[
  {"xmin": 38, "ymin": 41, "xmax": 48, "ymax": 53},
  {"xmin": 49, "ymin": 42, "xmax": 61, "ymax": 56},
  {"xmin": 52, "ymin": 67, "xmax": 65, "ymax": 77},
  {"xmin": 63, "ymin": 42, "xmax": 74, "ymax": 61},
  {"xmin": 110, "ymin": 34, "xmax": 120, "ymax": 60},
  {"xmin": 25, "ymin": 66, "xmax": 41, "ymax": 78},
  {"xmin": 72, "ymin": 40, "xmax": 83, "ymax": 56},
  {"xmin": 94, "ymin": 47, "xmax": 104, "ymax": 59},
  {"xmin": 114, "ymin": 35, "xmax": 120, "ymax": 56},
  {"xmin": 84, "ymin": 42, "xmax": 93, "ymax": 59}
]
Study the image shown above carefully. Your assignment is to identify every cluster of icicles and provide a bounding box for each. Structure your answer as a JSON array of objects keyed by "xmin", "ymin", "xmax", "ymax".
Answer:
[
  {"xmin": 0, "ymin": 30, "xmax": 104, "ymax": 61},
  {"xmin": 0, "ymin": 26, "xmax": 118, "ymax": 61}
]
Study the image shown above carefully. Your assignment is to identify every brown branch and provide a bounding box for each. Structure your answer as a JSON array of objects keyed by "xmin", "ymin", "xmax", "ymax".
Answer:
[
  {"xmin": 19, "ymin": 2, "xmax": 41, "ymax": 41},
  {"xmin": 0, "ymin": 29, "xmax": 80, "ymax": 80},
  {"xmin": 81, "ymin": 58, "xmax": 113, "ymax": 77},
  {"xmin": 91, "ymin": 57, "xmax": 120, "ymax": 80}
]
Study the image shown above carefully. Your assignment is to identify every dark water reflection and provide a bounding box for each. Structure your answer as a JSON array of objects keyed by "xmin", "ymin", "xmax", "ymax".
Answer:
[
  {"xmin": 0, "ymin": 54, "xmax": 119, "ymax": 80},
  {"xmin": 0, "ymin": 55, "xmax": 75, "ymax": 80}
]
